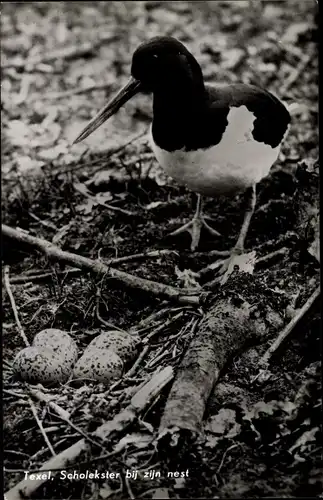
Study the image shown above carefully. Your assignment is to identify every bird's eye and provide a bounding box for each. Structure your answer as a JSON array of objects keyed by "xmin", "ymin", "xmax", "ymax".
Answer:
[{"xmin": 153, "ymin": 54, "xmax": 158, "ymax": 59}]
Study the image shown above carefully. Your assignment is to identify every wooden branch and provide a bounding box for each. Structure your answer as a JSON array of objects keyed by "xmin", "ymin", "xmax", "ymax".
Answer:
[
  {"xmin": 5, "ymin": 366, "xmax": 173, "ymax": 500},
  {"xmin": 158, "ymin": 289, "xmax": 266, "ymax": 448},
  {"xmin": 2, "ymin": 225, "xmax": 199, "ymax": 306},
  {"xmin": 27, "ymin": 397, "xmax": 56, "ymax": 457},
  {"xmin": 3, "ymin": 266, "xmax": 30, "ymax": 347},
  {"xmin": 28, "ymin": 387, "xmax": 70, "ymax": 421},
  {"xmin": 259, "ymin": 286, "xmax": 320, "ymax": 368}
]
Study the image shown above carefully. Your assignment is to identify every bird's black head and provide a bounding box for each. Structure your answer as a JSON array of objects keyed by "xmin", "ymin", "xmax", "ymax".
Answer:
[
  {"xmin": 131, "ymin": 36, "xmax": 203, "ymax": 92},
  {"xmin": 73, "ymin": 36, "xmax": 204, "ymax": 144}
]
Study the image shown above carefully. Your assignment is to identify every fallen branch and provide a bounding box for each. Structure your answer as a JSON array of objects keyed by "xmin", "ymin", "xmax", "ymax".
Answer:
[
  {"xmin": 28, "ymin": 397, "xmax": 56, "ymax": 457},
  {"xmin": 7, "ymin": 268, "xmax": 83, "ymax": 285},
  {"xmin": 158, "ymin": 293, "xmax": 263, "ymax": 448},
  {"xmin": 102, "ymin": 249, "xmax": 178, "ymax": 265},
  {"xmin": 3, "ymin": 266, "xmax": 30, "ymax": 347},
  {"xmin": 28, "ymin": 387, "xmax": 70, "ymax": 421},
  {"xmin": 259, "ymin": 286, "xmax": 320, "ymax": 368},
  {"xmin": 2, "ymin": 225, "xmax": 199, "ymax": 305},
  {"xmin": 8, "ymin": 250, "xmax": 176, "ymax": 285},
  {"xmin": 5, "ymin": 366, "xmax": 173, "ymax": 500}
]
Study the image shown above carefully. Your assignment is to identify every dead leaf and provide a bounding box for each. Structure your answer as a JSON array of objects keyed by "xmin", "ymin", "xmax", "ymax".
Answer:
[
  {"xmin": 282, "ymin": 22, "xmax": 312, "ymax": 44},
  {"xmin": 288, "ymin": 427, "xmax": 319, "ymax": 454},
  {"xmin": 52, "ymin": 223, "xmax": 72, "ymax": 246},
  {"xmin": 114, "ymin": 432, "xmax": 153, "ymax": 453},
  {"xmin": 77, "ymin": 199, "xmax": 97, "ymax": 215},
  {"xmin": 88, "ymin": 168, "xmax": 130, "ymax": 187},
  {"xmin": 151, "ymin": 488, "xmax": 170, "ymax": 499},
  {"xmin": 99, "ymin": 483, "xmax": 114, "ymax": 499},
  {"xmin": 308, "ymin": 225, "xmax": 320, "ymax": 263},
  {"xmin": 145, "ymin": 201, "xmax": 164, "ymax": 210},
  {"xmin": 205, "ymin": 408, "xmax": 241, "ymax": 444},
  {"xmin": 15, "ymin": 155, "xmax": 45, "ymax": 174},
  {"xmin": 221, "ymin": 48, "xmax": 246, "ymax": 70},
  {"xmin": 38, "ymin": 143, "xmax": 68, "ymax": 160},
  {"xmin": 174, "ymin": 266, "xmax": 201, "ymax": 290},
  {"xmin": 220, "ymin": 250, "xmax": 257, "ymax": 285}
]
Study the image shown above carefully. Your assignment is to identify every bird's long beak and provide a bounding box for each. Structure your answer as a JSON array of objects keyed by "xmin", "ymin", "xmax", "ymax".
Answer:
[{"xmin": 73, "ymin": 77, "xmax": 142, "ymax": 144}]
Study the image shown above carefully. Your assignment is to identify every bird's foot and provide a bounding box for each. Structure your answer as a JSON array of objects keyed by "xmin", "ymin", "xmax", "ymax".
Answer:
[
  {"xmin": 169, "ymin": 215, "xmax": 221, "ymax": 251},
  {"xmin": 202, "ymin": 247, "xmax": 257, "ymax": 287}
]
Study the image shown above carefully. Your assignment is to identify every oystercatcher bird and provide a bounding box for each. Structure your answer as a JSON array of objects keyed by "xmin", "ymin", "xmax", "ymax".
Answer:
[{"xmin": 74, "ymin": 36, "xmax": 290, "ymax": 277}]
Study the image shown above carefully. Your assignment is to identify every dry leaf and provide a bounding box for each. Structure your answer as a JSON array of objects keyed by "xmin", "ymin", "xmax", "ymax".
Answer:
[
  {"xmin": 220, "ymin": 250, "xmax": 257, "ymax": 285},
  {"xmin": 152, "ymin": 488, "xmax": 170, "ymax": 499},
  {"xmin": 174, "ymin": 266, "xmax": 202, "ymax": 290}
]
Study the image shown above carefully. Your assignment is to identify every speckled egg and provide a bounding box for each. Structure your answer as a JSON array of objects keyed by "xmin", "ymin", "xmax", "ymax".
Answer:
[
  {"xmin": 73, "ymin": 348, "xmax": 123, "ymax": 384},
  {"xmin": 13, "ymin": 346, "xmax": 71, "ymax": 385},
  {"xmin": 33, "ymin": 329, "xmax": 78, "ymax": 365},
  {"xmin": 87, "ymin": 331, "xmax": 140, "ymax": 364}
]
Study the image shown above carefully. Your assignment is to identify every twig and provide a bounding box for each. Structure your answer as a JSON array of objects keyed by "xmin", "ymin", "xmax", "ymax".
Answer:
[
  {"xmin": 143, "ymin": 312, "xmax": 185, "ymax": 343},
  {"xmin": 8, "ymin": 251, "xmax": 176, "ymax": 285},
  {"xmin": 28, "ymin": 212, "xmax": 59, "ymax": 231},
  {"xmin": 28, "ymin": 397, "xmax": 56, "ymax": 457},
  {"xmin": 124, "ymin": 345, "xmax": 150, "ymax": 378},
  {"xmin": 124, "ymin": 473, "xmax": 136, "ymax": 500},
  {"xmin": 5, "ymin": 366, "xmax": 173, "ymax": 500},
  {"xmin": 52, "ymin": 414, "xmax": 109, "ymax": 452},
  {"xmin": 259, "ymin": 286, "xmax": 320, "ymax": 368},
  {"xmin": 14, "ymin": 75, "xmax": 32, "ymax": 105},
  {"xmin": 63, "ymin": 129, "xmax": 148, "ymax": 174},
  {"xmin": 217, "ymin": 444, "xmax": 241, "ymax": 474},
  {"xmin": 103, "ymin": 249, "xmax": 178, "ymax": 265},
  {"xmin": 281, "ymin": 53, "xmax": 313, "ymax": 95},
  {"xmin": 32, "ymin": 82, "xmax": 113, "ymax": 101},
  {"xmin": 95, "ymin": 287, "xmax": 127, "ymax": 332},
  {"xmin": 3, "ymin": 389, "xmax": 27, "ymax": 399},
  {"xmin": 131, "ymin": 304, "xmax": 171, "ymax": 332},
  {"xmin": 2, "ymin": 225, "xmax": 200, "ymax": 305},
  {"xmin": 3, "ymin": 266, "xmax": 30, "ymax": 347},
  {"xmin": 7, "ymin": 268, "xmax": 83, "ymax": 284},
  {"xmin": 28, "ymin": 387, "xmax": 70, "ymax": 420},
  {"xmin": 255, "ymin": 247, "xmax": 288, "ymax": 267},
  {"xmin": 194, "ymin": 249, "xmax": 230, "ymax": 259}
]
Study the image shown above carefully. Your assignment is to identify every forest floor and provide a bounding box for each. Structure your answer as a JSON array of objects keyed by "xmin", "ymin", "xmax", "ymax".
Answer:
[{"xmin": 2, "ymin": 2, "xmax": 320, "ymax": 499}]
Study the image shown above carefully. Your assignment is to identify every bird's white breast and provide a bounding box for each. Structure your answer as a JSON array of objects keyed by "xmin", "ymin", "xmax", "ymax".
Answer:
[{"xmin": 150, "ymin": 106, "xmax": 284, "ymax": 196}]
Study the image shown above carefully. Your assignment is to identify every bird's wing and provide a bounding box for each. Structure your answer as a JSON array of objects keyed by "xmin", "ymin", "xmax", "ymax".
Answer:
[{"xmin": 206, "ymin": 83, "xmax": 291, "ymax": 148}]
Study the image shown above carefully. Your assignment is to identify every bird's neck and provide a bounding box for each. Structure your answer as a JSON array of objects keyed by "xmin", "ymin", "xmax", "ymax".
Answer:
[{"xmin": 152, "ymin": 65, "xmax": 207, "ymax": 151}]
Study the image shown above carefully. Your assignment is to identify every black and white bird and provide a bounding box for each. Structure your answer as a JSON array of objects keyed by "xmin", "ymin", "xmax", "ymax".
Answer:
[{"xmin": 74, "ymin": 36, "xmax": 290, "ymax": 275}]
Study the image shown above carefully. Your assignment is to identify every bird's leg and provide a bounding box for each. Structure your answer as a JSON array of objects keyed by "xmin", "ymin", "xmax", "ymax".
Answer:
[
  {"xmin": 169, "ymin": 194, "xmax": 221, "ymax": 251},
  {"xmin": 205, "ymin": 184, "xmax": 257, "ymax": 284},
  {"xmin": 233, "ymin": 183, "xmax": 257, "ymax": 255}
]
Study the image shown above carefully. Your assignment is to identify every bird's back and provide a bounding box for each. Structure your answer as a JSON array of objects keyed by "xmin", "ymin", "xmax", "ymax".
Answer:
[
  {"xmin": 206, "ymin": 83, "xmax": 291, "ymax": 149},
  {"xmin": 151, "ymin": 83, "xmax": 291, "ymax": 196}
]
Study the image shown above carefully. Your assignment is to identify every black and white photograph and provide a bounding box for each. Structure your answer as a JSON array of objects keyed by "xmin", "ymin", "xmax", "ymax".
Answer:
[{"xmin": 2, "ymin": 1, "xmax": 320, "ymax": 499}]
